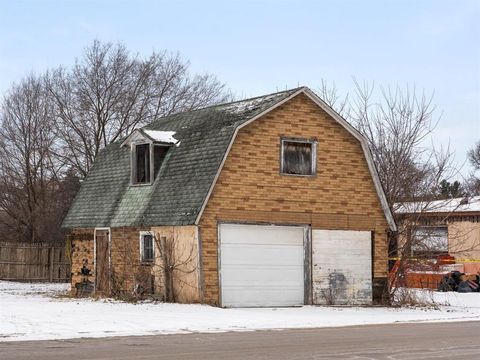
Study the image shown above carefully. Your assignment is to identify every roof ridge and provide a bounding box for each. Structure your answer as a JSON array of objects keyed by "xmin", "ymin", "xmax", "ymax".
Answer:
[
  {"xmin": 145, "ymin": 86, "xmax": 306, "ymax": 129},
  {"xmin": 194, "ymin": 86, "xmax": 306, "ymax": 112}
]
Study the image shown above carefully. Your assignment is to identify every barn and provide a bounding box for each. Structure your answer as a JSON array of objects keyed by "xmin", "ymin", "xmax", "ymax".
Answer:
[{"xmin": 63, "ymin": 87, "xmax": 396, "ymax": 307}]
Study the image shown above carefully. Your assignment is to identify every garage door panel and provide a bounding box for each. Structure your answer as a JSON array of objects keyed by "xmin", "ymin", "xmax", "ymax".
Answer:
[
  {"xmin": 314, "ymin": 251, "xmax": 370, "ymax": 261},
  {"xmin": 220, "ymin": 224, "xmax": 304, "ymax": 245},
  {"xmin": 314, "ymin": 277, "xmax": 371, "ymax": 285},
  {"xmin": 222, "ymin": 266, "xmax": 303, "ymax": 285},
  {"xmin": 314, "ymin": 275, "xmax": 372, "ymax": 287},
  {"xmin": 219, "ymin": 224, "xmax": 305, "ymax": 307},
  {"xmin": 312, "ymin": 278, "xmax": 372, "ymax": 303},
  {"xmin": 314, "ymin": 264, "xmax": 371, "ymax": 274},
  {"xmin": 312, "ymin": 230, "xmax": 372, "ymax": 305},
  {"xmin": 222, "ymin": 288, "xmax": 303, "ymax": 307},
  {"xmin": 222, "ymin": 244, "xmax": 304, "ymax": 266}
]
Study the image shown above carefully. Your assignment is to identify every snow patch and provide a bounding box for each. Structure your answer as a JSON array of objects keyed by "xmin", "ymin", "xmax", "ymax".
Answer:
[
  {"xmin": 143, "ymin": 130, "xmax": 177, "ymax": 144},
  {"xmin": 220, "ymin": 93, "xmax": 284, "ymax": 114},
  {"xmin": 396, "ymin": 196, "xmax": 480, "ymax": 214},
  {"xmin": 1, "ymin": 281, "xmax": 479, "ymax": 342}
]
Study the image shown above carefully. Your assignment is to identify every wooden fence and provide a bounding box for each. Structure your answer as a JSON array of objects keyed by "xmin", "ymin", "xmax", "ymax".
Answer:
[{"xmin": 0, "ymin": 241, "xmax": 70, "ymax": 282}]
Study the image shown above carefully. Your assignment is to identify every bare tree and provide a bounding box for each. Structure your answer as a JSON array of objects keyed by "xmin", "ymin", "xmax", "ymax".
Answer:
[
  {"xmin": 347, "ymin": 80, "xmax": 455, "ymax": 208},
  {"xmin": 317, "ymin": 79, "xmax": 350, "ymax": 117},
  {"xmin": 108, "ymin": 231, "xmax": 198, "ymax": 302},
  {"xmin": 318, "ymin": 79, "xmax": 458, "ymax": 303},
  {"xmin": 154, "ymin": 233, "xmax": 198, "ymax": 303},
  {"xmin": 47, "ymin": 40, "xmax": 230, "ymax": 176},
  {"xmin": 466, "ymin": 141, "xmax": 480, "ymax": 195},
  {"xmin": 0, "ymin": 75, "xmax": 60, "ymax": 243},
  {"xmin": 468, "ymin": 141, "xmax": 480, "ymax": 171},
  {"xmin": 0, "ymin": 40, "xmax": 229, "ymax": 246}
]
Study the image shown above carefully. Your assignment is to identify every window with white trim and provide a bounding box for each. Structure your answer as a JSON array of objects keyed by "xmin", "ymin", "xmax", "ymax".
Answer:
[
  {"xmin": 281, "ymin": 138, "xmax": 316, "ymax": 176},
  {"xmin": 140, "ymin": 232, "xmax": 154, "ymax": 263},
  {"xmin": 411, "ymin": 226, "xmax": 448, "ymax": 256}
]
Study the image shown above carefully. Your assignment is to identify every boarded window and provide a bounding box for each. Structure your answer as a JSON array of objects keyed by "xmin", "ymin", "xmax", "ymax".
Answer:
[
  {"xmin": 133, "ymin": 143, "xmax": 150, "ymax": 184},
  {"xmin": 281, "ymin": 140, "xmax": 315, "ymax": 175},
  {"xmin": 411, "ymin": 226, "xmax": 448, "ymax": 256},
  {"xmin": 141, "ymin": 233, "xmax": 154, "ymax": 263}
]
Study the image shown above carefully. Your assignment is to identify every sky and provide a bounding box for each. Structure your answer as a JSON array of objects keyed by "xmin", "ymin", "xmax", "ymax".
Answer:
[{"xmin": 0, "ymin": 0, "xmax": 479, "ymax": 177}]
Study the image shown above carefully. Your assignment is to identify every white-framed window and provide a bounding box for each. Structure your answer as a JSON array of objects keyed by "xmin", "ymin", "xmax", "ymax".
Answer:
[
  {"xmin": 140, "ymin": 231, "xmax": 155, "ymax": 263},
  {"xmin": 411, "ymin": 226, "xmax": 448, "ymax": 256},
  {"xmin": 280, "ymin": 138, "xmax": 317, "ymax": 176},
  {"xmin": 131, "ymin": 143, "xmax": 169, "ymax": 186}
]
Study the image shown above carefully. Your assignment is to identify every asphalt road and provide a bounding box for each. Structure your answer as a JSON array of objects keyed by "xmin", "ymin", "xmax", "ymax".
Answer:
[{"xmin": 1, "ymin": 321, "xmax": 480, "ymax": 360}]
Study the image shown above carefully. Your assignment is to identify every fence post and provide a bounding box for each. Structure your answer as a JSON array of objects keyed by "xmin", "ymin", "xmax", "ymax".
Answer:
[{"xmin": 49, "ymin": 247, "xmax": 54, "ymax": 282}]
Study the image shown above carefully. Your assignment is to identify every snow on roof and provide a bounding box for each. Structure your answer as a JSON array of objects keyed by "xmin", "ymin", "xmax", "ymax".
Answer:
[
  {"xmin": 395, "ymin": 196, "xmax": 480, "ymax": 214},
  {"xmin": 220, "ymin": 92, "xmax": 286, "ymax": 114},
  {"xmin": 143, "ymin": 130, "xmax": 177, "ymax": 144}
]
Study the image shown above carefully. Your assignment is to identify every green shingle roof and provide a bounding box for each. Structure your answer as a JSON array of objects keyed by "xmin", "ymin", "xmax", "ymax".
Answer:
[{"xmin": 62, "ymin": 87, "xmax": 302, "ymax": 228}]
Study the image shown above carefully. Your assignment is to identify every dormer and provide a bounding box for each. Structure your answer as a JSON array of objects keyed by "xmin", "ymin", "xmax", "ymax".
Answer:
[{"xmin": 121, "ymin": 129, "xmax": 177, "ymax": 186}]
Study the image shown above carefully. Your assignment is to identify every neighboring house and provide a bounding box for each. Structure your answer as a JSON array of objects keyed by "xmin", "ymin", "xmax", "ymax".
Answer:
[
  {"xmin": 395, "ymin": 196, "xmax": 480, "ymax": 267},
  {"xmin": 62, "ymin": 87, "xmax": 396, "ymax": 307}
]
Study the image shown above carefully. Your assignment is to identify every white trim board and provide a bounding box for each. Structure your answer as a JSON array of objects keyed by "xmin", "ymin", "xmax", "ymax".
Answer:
[{"xmin": 194, "ymin": 87, "xmax": 396, "ymax": 231}]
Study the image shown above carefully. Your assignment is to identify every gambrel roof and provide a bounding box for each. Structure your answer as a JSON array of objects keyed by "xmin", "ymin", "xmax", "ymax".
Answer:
[{"xmin": 62, "ymin": 87, "xmax": 396, "ymax": 231}]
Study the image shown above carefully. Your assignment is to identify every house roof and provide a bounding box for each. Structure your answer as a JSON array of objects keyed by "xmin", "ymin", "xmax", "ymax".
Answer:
[
  {"xmin": 62, "ymin": 87, "xmax": 302, "ymax": 228},
  {"xmin": 62, "ymin": 87, "xmax": 397, "ymax": 231},
  {"xmin": 395, "ymin": 196, "xmax": 480, "ymax": 215}
]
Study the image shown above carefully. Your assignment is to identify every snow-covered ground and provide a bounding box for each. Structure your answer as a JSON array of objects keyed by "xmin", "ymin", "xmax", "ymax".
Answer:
[{"xmin": 1, "ymin": 281, "xmax": 480, "ymax": 342}]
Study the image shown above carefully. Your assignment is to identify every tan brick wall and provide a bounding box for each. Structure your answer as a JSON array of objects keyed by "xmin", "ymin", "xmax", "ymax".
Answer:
[
  {"xmin": 70, "ymin": 227, "xmax": 152, "ymax": 296},
  {"xmin": 70, "ymin": 226, "xmax": 199, "ymax": 300},
  {"xmin": 199, "ymin": 93, "xmax": 390, "ymax": 304},
  {"xmin": 109, "ymin": 227, "xmax": 149, "ymax": 295}
]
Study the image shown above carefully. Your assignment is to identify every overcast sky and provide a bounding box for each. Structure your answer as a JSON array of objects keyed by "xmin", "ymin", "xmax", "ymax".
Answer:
[{"xmin": 1, "ymin": 0, "xmax": 479, "ymax": 177}]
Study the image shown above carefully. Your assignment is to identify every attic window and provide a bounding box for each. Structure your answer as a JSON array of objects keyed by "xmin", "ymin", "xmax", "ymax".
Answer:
[
  {"xmin": 281, "ymin": 138, "xmax": 316, "ymax": 176},
  {"xmin": 131, "ymin": 143, "xmax": 169, "ymax": 185}
]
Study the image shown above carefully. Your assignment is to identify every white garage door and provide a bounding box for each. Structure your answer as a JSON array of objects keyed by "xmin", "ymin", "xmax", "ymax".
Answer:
[
  {"xmin": 219, "ymin": 224, "xmax": 305, "ymax": 307},
  {"xmin": 312, "ymin": 230, "xmax": 372, "ymax": 305}
]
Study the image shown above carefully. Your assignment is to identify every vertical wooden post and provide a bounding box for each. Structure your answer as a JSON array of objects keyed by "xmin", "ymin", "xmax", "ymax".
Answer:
[
  {"xmin": 49, "ymin": 247, "xmax": 54, "ymax": 282},
  {"xmin": 160, "ymin": 236, "xmax": 171, "ymax": 302}
]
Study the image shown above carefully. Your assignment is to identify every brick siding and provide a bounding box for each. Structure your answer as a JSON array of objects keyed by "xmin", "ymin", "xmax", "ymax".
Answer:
[{"xmin": 199, "ymin": 93, "xmax": 390, "ymax": 304}]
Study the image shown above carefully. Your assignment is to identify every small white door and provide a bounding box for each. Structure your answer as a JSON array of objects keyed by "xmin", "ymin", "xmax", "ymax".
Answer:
[
  {"xmin": 312, "ymin": 230, "xmax": 372, "ymax": 305},
  {"xmin": 219, "ymin": 223, "xmax": 305, "ymax": 307}
]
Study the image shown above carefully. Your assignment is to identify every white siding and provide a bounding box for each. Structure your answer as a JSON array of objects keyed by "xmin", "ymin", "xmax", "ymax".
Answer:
[
  {"xmin": 312, "ymin": 230, "xmax": 372, "ymax": 305},
  {"xmin": 219, "ymin": 224, "xmax": 305, "ymax": 307}
]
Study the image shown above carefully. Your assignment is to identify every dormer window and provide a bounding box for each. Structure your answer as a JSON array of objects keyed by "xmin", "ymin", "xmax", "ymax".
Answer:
[
  {"xmin": 131, "ymin": 143, "xmax": 169, "ymax": 185},
  {"xmin": 123, "ymin": 129, "xmax": 177, "ymax": 186},
  {"xmin": 133, "ymin": 143, "xmax": 151, "ymax": 184}
]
